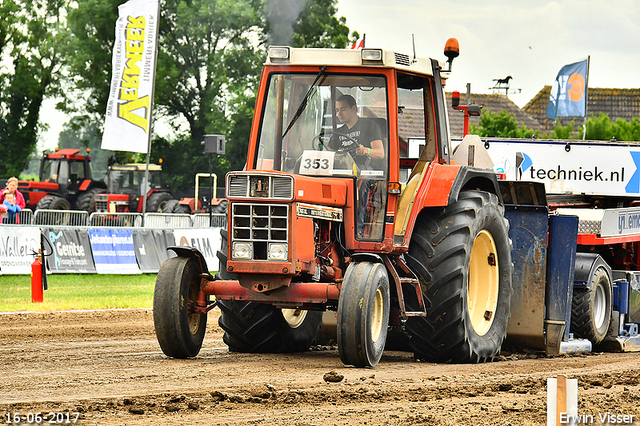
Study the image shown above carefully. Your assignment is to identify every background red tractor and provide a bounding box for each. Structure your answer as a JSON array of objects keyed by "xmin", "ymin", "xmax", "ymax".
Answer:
[
  {"xmin": 1, "ymin": 148, "xmax": 107, "ymax": 212},
  {"xmin": 94, "ymin": 163, "xmax": 173, "ymax": 213}
]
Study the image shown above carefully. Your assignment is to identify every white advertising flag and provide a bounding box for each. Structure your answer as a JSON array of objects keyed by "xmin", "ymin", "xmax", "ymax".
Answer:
[{"xmin": 102, "ymin": 0, "xmax": 160, "ymax": 153}]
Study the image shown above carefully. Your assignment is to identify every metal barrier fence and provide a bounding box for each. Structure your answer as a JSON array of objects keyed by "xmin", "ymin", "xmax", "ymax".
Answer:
[
  {"xmin": 143, "ymin": 213, "xmax": 193, "ymax": 228},
  {"xmin": 33, "ymin": 209, "xmax": 89, "ymax": 227},
  {"xmin": 192, "ymin": 213, "xmax": 227, "ymax": 228},
  {"xmin": 1, "ymin": 209, "xmax": 227, "ymax": 228},
  {"xmin": 2, "ymin": 208, "xmax": 33, "ymax": 224},
  {"xmin": 89, "ymin": 212, "xmax": 144, "ymax": 227}
]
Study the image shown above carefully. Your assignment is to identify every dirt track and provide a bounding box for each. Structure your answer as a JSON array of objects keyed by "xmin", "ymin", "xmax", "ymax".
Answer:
[{"xmin": 1, "ymin": 309, "xmax": 640, "ymax": 425}]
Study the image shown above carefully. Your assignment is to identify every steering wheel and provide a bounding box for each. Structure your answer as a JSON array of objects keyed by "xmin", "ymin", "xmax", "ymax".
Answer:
[{"xmin": 313, "ymin": 131, "xmax": 361, "ymax": 156}]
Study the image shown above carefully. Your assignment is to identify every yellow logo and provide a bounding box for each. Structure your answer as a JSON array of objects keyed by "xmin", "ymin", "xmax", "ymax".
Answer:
[{"xmin": 117, "ymin": 16, "xmax": 149, "ymax": 132}]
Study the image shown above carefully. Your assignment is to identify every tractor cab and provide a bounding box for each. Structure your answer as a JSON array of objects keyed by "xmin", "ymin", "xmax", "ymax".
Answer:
[
  {"xmin": 96, "ymin": 163, "xmax": 172, "ymax": 213},
  {"xmin": 236, "ymin": 46, "xmax": 447, "ymax": 248},
  {"xmin": 107, "ymin": 163, "xmax": 164, "ymax": 197},
  {"xmin": 40, "ymin": 148, "xmax": 93, "ymax": 193}
]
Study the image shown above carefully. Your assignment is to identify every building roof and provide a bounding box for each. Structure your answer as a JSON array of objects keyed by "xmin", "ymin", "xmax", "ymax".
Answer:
[
  {"xmin": 523, "ymin": 86, "xmax": 640, "ymax": 131},
  {"xmin": 446, "ymin": 92, "xmax": 543, "ymax": 138}
]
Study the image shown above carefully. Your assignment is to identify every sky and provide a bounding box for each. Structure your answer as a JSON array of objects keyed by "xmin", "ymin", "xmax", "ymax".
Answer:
[
  {"xmin": 336, "ymin": 0, "xmax": 640, "ymax": 108},
  {"xmin": 38, "ymin": 0, "xmax": 640, "ymax": 149}
]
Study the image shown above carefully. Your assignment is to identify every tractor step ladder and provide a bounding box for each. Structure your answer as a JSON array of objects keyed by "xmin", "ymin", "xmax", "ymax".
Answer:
[{"xmin": 383, "ymin": 256, "xmax": 427, "ymax": 317}]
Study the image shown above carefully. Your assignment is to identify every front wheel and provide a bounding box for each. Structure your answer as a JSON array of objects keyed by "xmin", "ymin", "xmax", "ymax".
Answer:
[
  {"xmin": 337, "ymin": 262, "xmax": 390, "ymax": 367},
  {"xmin": 405, "ymin": 190, "xmax": 513, "ymax": 363},
  {"xmin": 153, "ymin": 256, "xmax": 207, "ymax": 358}
]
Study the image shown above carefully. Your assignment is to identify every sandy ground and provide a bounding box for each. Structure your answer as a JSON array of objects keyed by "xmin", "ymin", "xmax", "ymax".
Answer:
[{"xmin": 1, "ymin": 309, "xmax": 640, "ymax": 425}]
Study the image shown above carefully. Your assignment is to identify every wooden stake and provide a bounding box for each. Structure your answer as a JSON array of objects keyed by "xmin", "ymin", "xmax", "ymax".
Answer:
[{"xmin": 556, "ymin": 374, "xmax": 567, "ymax": 426}]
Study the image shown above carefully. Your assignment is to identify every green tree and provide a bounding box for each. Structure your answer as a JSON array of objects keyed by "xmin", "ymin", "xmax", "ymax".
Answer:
[
  {"xmin": 549, "ymin": 120, "xmax": 575, "ymax": 139},
  {"xmin": 612, "ymin": 117, "xmax": 640, "ymax": 141},
  {"xmin": 0, "ymin": 0, "xmax": 68, "ymax": 178},
  {"xmin": 469, "ymin": 110, "xmax": 535, "ymax": 138},
  {"xmin": 58, "ymin": 116, "xmax": 111, "ymax": 181},
  {"xmin": 65, "ymin": 0, "xmax": 351, "ymax": 191},
  {"xmin": 584, "ymin": 112, "xmax": 613, "ymax": 141}
]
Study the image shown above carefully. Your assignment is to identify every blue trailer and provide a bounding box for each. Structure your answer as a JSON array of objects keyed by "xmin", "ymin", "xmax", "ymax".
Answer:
[{"xmin": 453, "ymin": 135, "xmax": 640, "ymax": 353}]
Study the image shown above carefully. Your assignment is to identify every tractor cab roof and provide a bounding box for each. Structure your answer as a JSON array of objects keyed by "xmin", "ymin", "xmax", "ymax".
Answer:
[
  {"xmin": 45, "ymin": 148, "xmax": 89, "ymax": 160},
  {"xmin": 265, "ymin": 46, "xmax": 442, "ymax": 78}
]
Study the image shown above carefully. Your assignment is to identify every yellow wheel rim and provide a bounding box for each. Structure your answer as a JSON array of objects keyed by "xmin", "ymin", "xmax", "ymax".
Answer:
[
  {"xmin": 371, "ymin": 288, "xmax": 384, "ymax": 343},
  {"xmin": 282, "ymin": 309, "xmax": 307, "ymax": 329},
  {"xmin": 467, "ymin": 230, "xmax": 499, "ymax": 336},
  {"xmin": 187, "ymin": 280, "xmax": 202, "ymax": 335}
]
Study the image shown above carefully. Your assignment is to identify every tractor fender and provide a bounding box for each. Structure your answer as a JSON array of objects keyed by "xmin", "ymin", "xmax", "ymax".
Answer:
[
  {"xmin": 351, "ymin": 253, "xmax": 384, "ymax": 264},
  {"xmin": 573, "ymin": 253, "xmax": 611, "ymax": 290},
  {"xmin": 167, "ymin": 246, "xmax": 209, "ymax": 274},
  {"xmin": 417, "ymin": 164, "xmax": 501, "ymax": 209},
  {"xmin": 79, "ymin": 179, "xmax": 107, "ymax": 192},
  {"xmin": 446, "ymin": 166, "xmax": 503, "ymax": 205}
]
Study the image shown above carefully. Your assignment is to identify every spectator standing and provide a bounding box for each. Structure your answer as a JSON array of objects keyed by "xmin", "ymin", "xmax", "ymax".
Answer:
[
  {"xmin": 0, "ymin": 177, "xmax": 26, "ymax": 210},
  {"xmin": 2, "ymin": 192, "xmax": 21, "ymax": 224}
]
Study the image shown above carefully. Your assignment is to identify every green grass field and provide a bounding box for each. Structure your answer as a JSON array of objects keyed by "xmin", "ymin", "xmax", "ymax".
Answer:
[{"xmin": 0, "ymin": 274, "xmax": 158, "ymax": 312}]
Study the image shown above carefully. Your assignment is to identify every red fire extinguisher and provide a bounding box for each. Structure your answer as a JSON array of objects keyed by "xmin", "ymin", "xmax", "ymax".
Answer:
[{"xmin": 31, "ymin": 249, "xmax": 44, "ymax": 303}]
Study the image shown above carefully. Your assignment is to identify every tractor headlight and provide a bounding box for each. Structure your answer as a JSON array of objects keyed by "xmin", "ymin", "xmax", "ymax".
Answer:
[
  {"xmin": 269, "ymin": 46, "xmax": 290, "ymax": 60},
  {"xmin": 233, "ymin": 242, "xmax": 252, "ymax": 260},
  {"xmin": 268, "ymin": 243, "xmax": 288, "ymax": 261}
]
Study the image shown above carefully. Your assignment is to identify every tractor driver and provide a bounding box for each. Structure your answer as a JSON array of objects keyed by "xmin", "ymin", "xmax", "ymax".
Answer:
[
  {"xmin": 328, "ymin": 94, "xmax": 386, "ymax": 239},
  {"xmin": 328, "ymin": 94, "xmax": 385, "ymax": 169}
]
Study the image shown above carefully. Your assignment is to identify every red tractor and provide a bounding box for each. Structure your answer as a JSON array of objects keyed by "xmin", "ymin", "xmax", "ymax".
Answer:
[
  {"xmin": 7, "ymin": 148, "xmax": 107, "ymax": 212},
  {"xmin": 95, "ymin": 163, "xmax": 173, "ymax": 213},
  {"xmin": 153, "ymin": 40, "xmax": 517, "ymax": 368},
  {"xmin": 162, "ymin": 172, "xmax": 227, "ymax": 215}
]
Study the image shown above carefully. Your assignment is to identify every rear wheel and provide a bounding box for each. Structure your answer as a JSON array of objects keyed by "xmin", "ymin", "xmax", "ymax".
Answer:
[
  {"xmin": 570, "ymin": 266, "xmax": 612, "ymax": 345},
  {"xmin": 146, "ymin": 192, "xmax": 173, "ymax": 212},
  {"xmin": 75, "ymin": 188, "xmax": 104, "ymax": 213},
  {"xmin": 218, "ymin": 302, "xmax": 322, "ymax": 353},
  {"xmin": 216, "ymin": 229, "xmax": 322, "ymax": 353},
  {"xmin": 160, "ymin": 199, "xmax": 179, "ymax": 213},
  {"xmin": 405, "ymin": 190, "xmax": 512, "ymax": 363},
  {"xmin": 337, "ymin": 262, "xmax": 390, "ymax": 367},
  {"xmin": 153, "ymin": 256, "xmax": 207, "ymax": 358},
  {"xmin": 173, "ymin": 202, "xmax": 191, "ymax": 214}
]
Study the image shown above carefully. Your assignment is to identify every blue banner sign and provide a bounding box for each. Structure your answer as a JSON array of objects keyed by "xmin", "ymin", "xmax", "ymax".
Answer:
[{"xmin": 88, "ymin": 228, "xmax": 141, "ymax": 274}]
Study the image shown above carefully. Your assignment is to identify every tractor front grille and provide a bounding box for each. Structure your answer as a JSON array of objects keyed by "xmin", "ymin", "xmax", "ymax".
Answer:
[
  {"xmin": 231, "ymin": 203, "xmax": 289, "ymax": 260},
  {"xmin": 227, "ymin": 173, "xmax": 294, "ymax": 200},
  {"xmin": 95, "ymin": 194, "xmax": 108, "ymax": 213}
]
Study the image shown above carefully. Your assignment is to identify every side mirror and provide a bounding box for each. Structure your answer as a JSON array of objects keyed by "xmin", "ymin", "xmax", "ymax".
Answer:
[
  {"xmin": 468, "ymin": 104, "xmax": 482, "ymax": 117},
  {"xmin": 202, "ymin": 134, "xmax": 226, "ymax": 155}
]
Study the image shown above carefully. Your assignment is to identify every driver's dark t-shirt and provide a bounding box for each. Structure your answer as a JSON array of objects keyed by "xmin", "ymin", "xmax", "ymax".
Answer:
[{"xmin": 328, "ymin": 118, "xmax": 384, "ymax": 170}]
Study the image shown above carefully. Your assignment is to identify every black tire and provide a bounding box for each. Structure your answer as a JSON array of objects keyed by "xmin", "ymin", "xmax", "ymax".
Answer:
[
  {"xmin": 173, "ymin": 202, "xmax": 191, "ymax": 214},
  {"xmin": 210, "ymin": 199, "xmax": 228, "ymax": 215},
  {"xmin": 153, "ymin": 256, "xmax": 207, "ymax": 358},
  {"xmin": 36, "ymin": 195, "xmax": 71, "ymax": 210},
  {"xmin": 337, "ymin": 262, "xmax": 390, "ymax": 367},
  {"xmin": 146, "ymin": 192, "xmax": 173, "ymax": 212},
  {"xmin": 160, "ymin": 199, "xmax": 180, "ymax": 213},
  {"xmin": 75, "ymin": 188, "xmax": 104, "ymax": 213},
  {"xmin": 216, "ymin": 230, "xmax": 322, "ymax": 353},
  {"xmin": 405, "ymin": 190, "xmax": 512, "ymax": 363},
  {"xmin": 570, "ymin": 266, "xmax": 612, "ymax": 345},
  {"xmin": 35, "ymin": 196, "xmax": 72, "ymax": 225}
]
